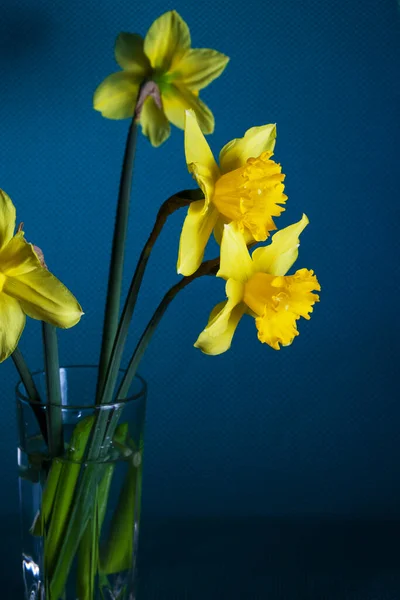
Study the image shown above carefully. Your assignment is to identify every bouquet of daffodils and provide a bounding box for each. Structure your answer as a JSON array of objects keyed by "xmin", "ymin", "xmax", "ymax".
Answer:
[{"xmin": 2, "ymin": 10, "xmax": 320, "ymax": 600}]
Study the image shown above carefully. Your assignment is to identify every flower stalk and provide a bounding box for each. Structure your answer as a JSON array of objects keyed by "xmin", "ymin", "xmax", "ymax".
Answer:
[
  {"xmin": 12, "ymin": 347, "xmax": 48, "ymax": 444},
  {"xmin": 117, "ymin": 256, "xmax": 219, "ymax": 399},
  {"xmin": 99, "ymin": 190, "xmax": 200, "ymax": 407},
  {"xmin": 89, "ymin": 190, "xmax": 201, "ymax": 468},
  {"xmin": 96, "ymin": 113, "xmax": 139, "ymax": 403},
  {"xmin": 42, "ymin": 323, "xmax": 64, "ymax": 457}
]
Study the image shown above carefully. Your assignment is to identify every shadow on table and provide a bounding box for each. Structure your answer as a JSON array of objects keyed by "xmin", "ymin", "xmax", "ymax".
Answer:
[{"xmin": 4, "ymin": 516, "xmax": 400, "ymax": 599}]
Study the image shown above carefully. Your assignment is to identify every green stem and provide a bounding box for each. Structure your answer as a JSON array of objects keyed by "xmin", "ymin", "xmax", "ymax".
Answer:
[
  {"xmin": 117, "ymin": 257, "xmax": 219, "ymax": 400},
  {"xmin": 99, "ymin": 430, "xmax": 142, "ymax": 577},
  {"xmin": 100, "ymin": 452, "xmax": 139, "ymax": 574},
  {"xmin": 12, "ymin": 347, "xmax": 48, "ymax": 444},
  {"xmin": 89, "ymin": 192, "xmax": 199, "ymax": 468},
  {"xmin": 48, "ymin": 464, "xmax": 100, "ymax": 599},
  {"xmin": 96, "ymin": 116, "xmax": 139, "ymax": 403},
  {"xmin": 99, "ymin": 191, "xmax": 194, "ymax": 408},
  {"xmin": 30, "ymin": 459, "xmax": 63, "ymax": 536},
  {"xmin": 91, "ymin": 257, "xmax": 217, "ymax": 465},
  {"xmin": 76, "ymin": 423, "xmax": 128, "ymax": 598},
  {"xmin": 42, "ymin": 323, "xmax": 64, "ymax": 457},
  {"xmin": 49, "ymin": 423, "xmax": 128, "ymax": 598},
  {"xmin": 76, "ymin": 490, "xmax": 100, "ymax": 600},
  {"xmin": 44, "ymin": 415, "xmax": 95, "ymax": 597}
]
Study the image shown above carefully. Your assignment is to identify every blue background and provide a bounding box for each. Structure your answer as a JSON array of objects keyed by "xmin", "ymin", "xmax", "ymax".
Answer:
[{"xmin": 0, "ymin": 0, "xmax": 399, "ymax": 532}]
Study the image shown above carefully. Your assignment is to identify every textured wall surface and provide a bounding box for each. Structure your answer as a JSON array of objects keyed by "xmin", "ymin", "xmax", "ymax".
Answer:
[{"xmin": 0, "ymin": 0, "xmax": 399, "ymax": 521}]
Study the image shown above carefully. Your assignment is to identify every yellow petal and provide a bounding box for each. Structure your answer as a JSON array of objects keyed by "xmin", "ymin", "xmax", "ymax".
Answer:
[
  {"xmin": 0, "ymin": 189, "xmax": 16, "ymax": 251},
  {"xmin": 213, "ymin": 217, "xmax": 254, "ymax": 247},
  {"xmin": 0, "ymin": 232, "xmax": 40, "ymax": 277},
  {"xmin": 184, "ymin": 109, "xmax": 219, "ymax": 202},
  {"xmin": 177, "ymin": 201, "xmax": 218, "ymax": 276},
  {"xmin": 140, "ymin": 95, "xmax": 170, "ymax": 147},
  {"xmin": 194, "ymin": 279, "xmax": 245, "ymax": 355},
  {"xmin": 144, "ymin": 10, "xmax": 190, "ymax": 71},
  {"xmin": 252, "ymin": 214, "xmax": 309, "ymax": 276},
  {"xmin": 243, "ymin": 268, "xmax": 320, "ymax": 350},
  {"xmin": 212, "ymin": 216, "xmax": 226, "ymax": 246},
  {"xmin": 219, "ymin": 124, "xmax": 277, "ymax": 174},
  {"xmin": 217, "ymin": 222, "xmax": 253, "ymax": 282},
  {"xmin": 3, "ymin": 268, "xmax": 83, "ymax": 329},
  {"xmin": 163, "ymin": 85, "xmax": 214, "ymax": 133},
  {"xmin": 93, "ymin": 72, "xmax": 140, "ymax": 120},
  {"xmin": 0, "ymin": 293, "xmax": 26, "ymax": 362},
  {"xmin": 168, "ymin": 48, "xmax": 229, "ymax": 91},
  {"xmin": 194, "ymin": 300, "xmax": 245, "ymax": 355},
  {"xmin": 114, "ymin": 33, "xmax": 151, "ymax": 75}
]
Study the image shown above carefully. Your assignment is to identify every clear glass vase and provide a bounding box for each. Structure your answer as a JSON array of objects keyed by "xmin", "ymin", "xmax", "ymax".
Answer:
[{"xmin": 16, "ymin": 365, "xmax": 147, "ymax": 600}]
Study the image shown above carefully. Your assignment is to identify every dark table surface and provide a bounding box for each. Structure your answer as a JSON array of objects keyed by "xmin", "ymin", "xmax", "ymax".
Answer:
[{"xmin": 3, "ymin": 516, "xmax": 400, "ymax": 599}]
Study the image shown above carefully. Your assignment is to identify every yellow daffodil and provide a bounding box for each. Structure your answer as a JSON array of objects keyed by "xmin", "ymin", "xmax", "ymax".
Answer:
[
  {"xmin": 177, "ymin": 110, "xmax": 288, "ymax": 276},
  {"xmin": 195, "ymin": 215, "xmax": 320, "ymax": 355},
  {"xmin": 93, "ymin": 10, "xmax": 229, "ymax": 147},
  {"xmin": 0, "ymin": 190, "xmax": 83, "ymax": 362}
]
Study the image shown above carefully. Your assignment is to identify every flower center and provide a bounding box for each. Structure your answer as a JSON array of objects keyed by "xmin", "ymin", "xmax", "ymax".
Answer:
[
  {"xmin": 244, "ymin": 272, "xmax": 281, "ymax": 316},
  {"xmin": 244, "ymin": 269, "xmax": 320, "ymax": 349},
  {"xmin": 212, "ymin": 152, "xmax": 287, "ymax": 241}
]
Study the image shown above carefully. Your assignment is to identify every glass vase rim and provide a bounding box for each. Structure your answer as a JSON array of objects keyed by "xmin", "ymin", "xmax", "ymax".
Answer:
[{"xmin": 15, "ymin": 363, "xmax": 147, "ymax": 409}]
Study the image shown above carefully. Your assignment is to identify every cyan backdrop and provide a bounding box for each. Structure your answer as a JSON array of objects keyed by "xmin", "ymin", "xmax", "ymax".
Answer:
[{"xmin": 0, "ymin": 0, "xmax": 399, "ymax": 521}]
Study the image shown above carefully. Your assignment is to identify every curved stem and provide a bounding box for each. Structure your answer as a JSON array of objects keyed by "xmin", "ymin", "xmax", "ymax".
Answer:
[
  {"xmin": 98, "ymin": 191, "xmax": 199, "ymax": 407},
  {"xmin": 116, "ymin": 257, "xmax": 219, "ymax": 400},
  {"xmin": 96, "ymin": 116, "xmax": 139, "ymax": 403}
]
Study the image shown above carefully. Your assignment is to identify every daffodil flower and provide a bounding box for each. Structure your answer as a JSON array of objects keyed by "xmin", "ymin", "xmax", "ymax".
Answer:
[
  {"xmin": 177, "ymin": 110, "xmax": 288, "ymax": 276},
  {"xmin": 195, "ymin": 215, "xmax": 320, "ymax": 355},
  {"xmin": 0, "ymin": 190, "xmax": 83, "ymax": 362},
  {"xmin": 93, "ymin": 10, "xmax": 229, "ymax": 147}
]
